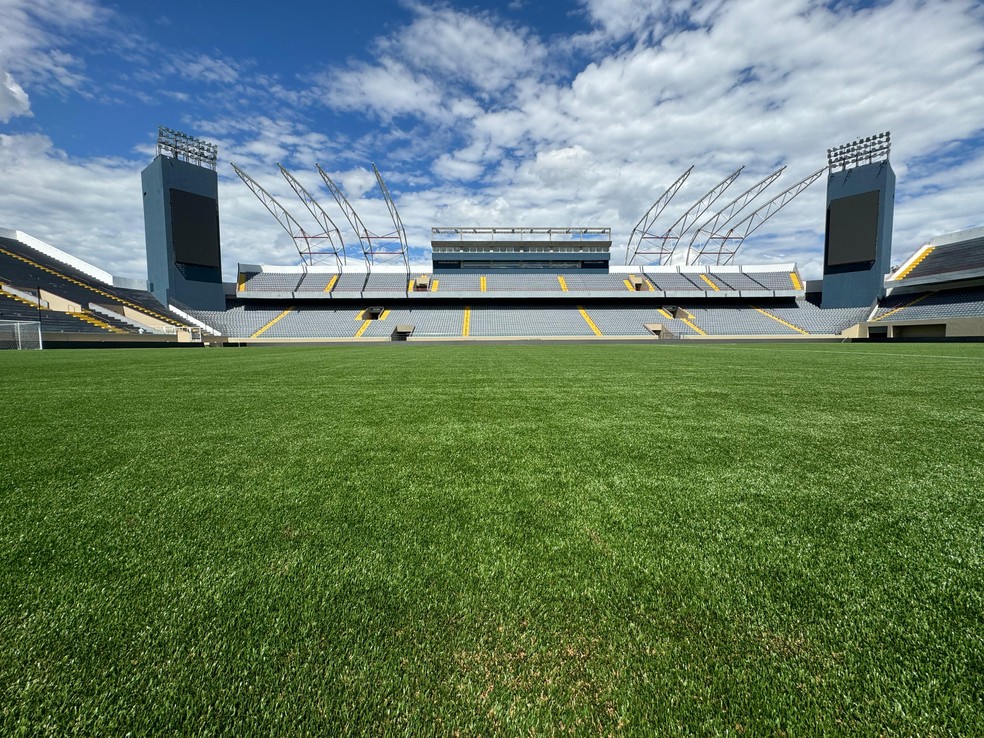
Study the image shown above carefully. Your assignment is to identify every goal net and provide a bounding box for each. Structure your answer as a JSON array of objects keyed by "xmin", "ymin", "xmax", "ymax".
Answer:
[{"xmin": 0, "ymin": 320, "xmax": 43, "ymax": 350}]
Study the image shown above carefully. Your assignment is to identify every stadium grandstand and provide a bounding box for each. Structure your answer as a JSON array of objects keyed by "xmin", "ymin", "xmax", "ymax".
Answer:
[
  {"xmin": 0, "ymin": 229, "xmax": 203, "ymax": 347},
  {"xmin": 1, "ymin": 128, "xmax": 983, "ymax": 348}
]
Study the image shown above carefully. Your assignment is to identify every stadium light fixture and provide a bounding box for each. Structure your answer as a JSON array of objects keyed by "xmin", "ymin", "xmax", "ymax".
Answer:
[
  {"xmin": 156, "ymin": 126, "xmax": 218, "ymax": 170},
  {"xmin": 826, "ymin": 131, "xmax": 890, "ymax": 171}
]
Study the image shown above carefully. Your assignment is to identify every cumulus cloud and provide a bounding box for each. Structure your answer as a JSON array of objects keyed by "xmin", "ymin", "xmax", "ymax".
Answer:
[
  {"xmin": 1, "ymin": 0, "xmax": 984, "ymax": 282},
  {"xmin": 0, "ymin": 70, "xmax": 31, "ymax": 121},
  {"xmin": 0, "ymin": 0, "xmax": 106, "ymax": 96}
]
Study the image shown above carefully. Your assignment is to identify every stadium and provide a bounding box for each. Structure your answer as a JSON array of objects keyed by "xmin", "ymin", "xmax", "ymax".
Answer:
[
  {"xmin": 1, "ymin": 126, "xmax": 982, "ymax": 736},
  {"xmin": 2, "ymin": 128, "xmax": 983, "ymax": 348}
]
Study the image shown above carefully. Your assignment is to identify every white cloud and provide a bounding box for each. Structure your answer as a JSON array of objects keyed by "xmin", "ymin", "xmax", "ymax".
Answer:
[
  {"xmin": 432, "ymin": 154, "xmax": 484, "ymax": 182},
  {"xmin": 0, "ymin": 70, "xmax": 31, "ymax": 121},
  {"xmin": 318, "ymin": 59, "xmax": 445, "ymax": 122},
  {"xmin": 0, "ymin": 0, "xmax": 105, "ymax": 96},
  {"xmin": 2, "ymin": 0, "xmax": 984, "ymax": 285},
  {"xmin": 380, "ymin": 4, "xmax": 548, "ymax": 94},
  {"xmin": 0, "ymin": 133, "xmax": 147, "ymax": 277},
  {"xmin": 174, "ymin": 53, "xmax": 242, "ymax": 85}
]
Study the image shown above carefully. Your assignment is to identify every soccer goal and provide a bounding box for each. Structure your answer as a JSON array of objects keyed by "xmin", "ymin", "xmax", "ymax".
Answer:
[{"xmin": 0, "ymin": 320, "xmax": 43, "ymax": 350}]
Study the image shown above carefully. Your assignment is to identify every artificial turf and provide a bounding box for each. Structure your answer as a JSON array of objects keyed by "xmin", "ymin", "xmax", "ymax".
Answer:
[{"xmin": 1, "ymin": 342, "xmax": 982, "ymax": 736}]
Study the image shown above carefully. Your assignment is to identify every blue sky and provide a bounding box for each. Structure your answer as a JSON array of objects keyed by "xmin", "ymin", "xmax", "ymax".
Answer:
[{"xmin": 1, "ymin": 0, "xmax": 983, "ymax": 280}]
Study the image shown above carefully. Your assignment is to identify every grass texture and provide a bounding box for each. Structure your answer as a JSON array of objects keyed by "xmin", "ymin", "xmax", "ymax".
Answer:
[{"xmin": 1, "ymin": 342, "xmax": 982, "ymax": 736}]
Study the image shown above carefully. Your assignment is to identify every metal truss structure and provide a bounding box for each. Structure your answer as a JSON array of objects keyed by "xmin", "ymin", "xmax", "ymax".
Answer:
[
  {"xmin": 317, "ymin": 163, "xmax": 409, "ymax": 273},
  {"xmin": 827, "ymin": 132, "xmax": 890, "ymax": 171},
  {"xmin": 689, "ymin": 166, "xmax": 827, "ymax": 266},
  {"xmin": 627, "ymin": 167, "xmax": 743, "ymax": 265},
  {"xmin": 624, "ymin": 166, "xmax": 693, "ymax": 265},
  {"xmin": 230, "ymin": 163, "xmax": 345, "ymax": 269},
  {"xmin": 156, "ymin": 126, "xmax": 218, "ymax": 170},
  {"xmin": 277, "ymin": 165, "xmax": 347, "ymax": 268},
  {"xmin": 685, "ymin": 166, "xmax": 785, "ymax": 265},
  {"xmin": 432, "ymin": 227, "xmax": 611, "ymax": 241}
]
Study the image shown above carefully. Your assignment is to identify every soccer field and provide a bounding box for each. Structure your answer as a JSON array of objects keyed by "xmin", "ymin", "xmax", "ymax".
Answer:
[{"xmin": 1, "ymin": 343, "xmax": 982, "ymax": 735}]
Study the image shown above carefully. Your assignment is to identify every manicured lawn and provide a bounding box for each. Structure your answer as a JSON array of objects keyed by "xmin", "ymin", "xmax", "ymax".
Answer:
[{"xmin": 1, "ymin": 343, "xmax": 982, "ymax": 735}]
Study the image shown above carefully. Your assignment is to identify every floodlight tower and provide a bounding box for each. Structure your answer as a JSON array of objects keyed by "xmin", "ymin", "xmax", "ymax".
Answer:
[
  {"xmin": 821, "ymin": 132, "xmax": 895, "ymax": 308},
  {"xmin": 141, "ymin": 126, "xmax": 226, "ymax": 310}
]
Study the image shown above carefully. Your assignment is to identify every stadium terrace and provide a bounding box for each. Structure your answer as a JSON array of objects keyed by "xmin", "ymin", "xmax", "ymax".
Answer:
[{"xmin": 2, "ymin": 128, "xmax": 983, "ymax": 349}]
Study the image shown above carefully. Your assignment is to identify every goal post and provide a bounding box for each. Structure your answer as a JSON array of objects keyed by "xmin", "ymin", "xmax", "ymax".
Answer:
[{"xmin": 0, "ymin": 320, "xmax": 43, "ymax": 350}]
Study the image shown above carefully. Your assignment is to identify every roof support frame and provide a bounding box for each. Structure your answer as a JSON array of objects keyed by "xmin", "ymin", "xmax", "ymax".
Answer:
[
  {"xmin": 278, "ymin": 164, "xmax": 346, "ymax": 269},
  {"xmin": 625, "ymin": 166, "xmax": 693, "ymax": 265},
  {"xmin": 231, "ymin": 162, "xmax": 340, "ymax": 269},
  {"xmin": 699, "ymin": 166, "xmax": 827, "ymax": 265},
  {"xmin": 686, "ymin": 166, "xmax": 786, "ymax": 265},
  {"xmin": 317, "ymin": 163, "xmax": 409, "ymax": 273}
]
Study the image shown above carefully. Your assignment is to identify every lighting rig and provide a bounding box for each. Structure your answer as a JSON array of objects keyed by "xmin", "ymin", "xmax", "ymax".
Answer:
[
  {"xmin": 156, "ymin": 126, "xmax": 218, "ymax": 170},
  {"xmin": 827, "ymin": 132, "xmax": 890, "ymax": 172}
]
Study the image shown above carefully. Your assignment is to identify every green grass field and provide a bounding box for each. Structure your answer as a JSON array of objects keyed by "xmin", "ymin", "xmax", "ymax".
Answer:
[{"xmin": 1, "ymin": 343, "xmax": 982, "ymax": 736}]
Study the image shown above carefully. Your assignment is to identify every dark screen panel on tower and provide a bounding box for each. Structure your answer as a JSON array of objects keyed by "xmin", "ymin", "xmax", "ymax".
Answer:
[
  {"xmin": 170, "ymin": 188, "xmax": 221, "ymax": 268},
  {"xmin": 825, "ymin": 190, "xmax": 880, "ymax": 267}
]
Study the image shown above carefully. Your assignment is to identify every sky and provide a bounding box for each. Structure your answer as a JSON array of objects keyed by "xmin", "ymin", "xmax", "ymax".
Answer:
[{"xmin": 1, "ymin": 0, "xmax": 983, "ymax": 281}]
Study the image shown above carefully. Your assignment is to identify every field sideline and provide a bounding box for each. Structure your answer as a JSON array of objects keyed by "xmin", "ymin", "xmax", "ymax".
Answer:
[{"xmin": 1, "ymin": 343, "xmax": 982, "ymax": 735}]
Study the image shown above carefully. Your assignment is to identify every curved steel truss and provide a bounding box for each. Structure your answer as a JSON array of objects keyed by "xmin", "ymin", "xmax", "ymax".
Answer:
[
  {"xmin": 624, "ymin": 166, "xmax": 693, "ymax": 265},
  {"xmin": 627, "ymin": 166, "xmax": 743, "ymax": 265},
  {"xmin": 317, "ymin": 163, "xmax": 409, "ymax": 272},
  {"xmin": 230, "ymin": 162, "xmax": 346, "ymax": 269},
  {"xmin": 690, "ymin": 166, "xmax": 827, "ymax": 266},
  {"xmin": 686, "ymin": 166, "xmax": 785, "ymax": 265},
  {"xmin": 627, "ymin": 159, "xmax": 828, "ymax": 267},
  {"xmin": 278, "ymin": 165, "xmax": 346, "ymax": 268}
]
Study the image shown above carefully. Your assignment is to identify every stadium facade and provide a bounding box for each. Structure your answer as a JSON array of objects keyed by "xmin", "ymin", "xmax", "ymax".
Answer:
[{"xmin": 1, "ymin": 129, "xmax": 983, "ymax": 347}]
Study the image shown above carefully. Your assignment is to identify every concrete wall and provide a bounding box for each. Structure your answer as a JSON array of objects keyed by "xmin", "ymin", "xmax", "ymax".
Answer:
[
  {"xmin": 858, "ymin": 316, "xmax": 984, "ymax": 338},
  {"xmin": 141, "ymin": 155, "xmax": 225, "ymax": 310},
  {"xmin": 822, "ymin": 160, "xmax": 895, "ymax": 308}
]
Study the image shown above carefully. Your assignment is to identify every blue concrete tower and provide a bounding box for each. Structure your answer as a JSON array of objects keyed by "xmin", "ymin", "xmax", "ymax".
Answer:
[
  {"xmin": 142, "ymin": 127, "xmax": 226, "ymax": 310},
  {"xmin": 822, "ymin": 133, "xmax": 895, "ymax": 309}
]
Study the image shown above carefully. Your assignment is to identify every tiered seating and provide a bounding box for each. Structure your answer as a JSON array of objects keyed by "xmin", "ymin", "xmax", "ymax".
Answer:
[
  {"xmin": 708, "ymin": 272, "xmax": 768, "ymax": 291},
  {"xmin": 684, "ymin": 306, "xmax": 800, "ymax": 335},
  {"xmin": 563, "ymin": 274, "xmax": 635, "ymax": 291},
  {"xmin": 295, "ymin": 272, "xmax": 338, "ymax": 291},
  {"xmin": 364, "ymin": 274, "xmax": 410, "ymax": 291},
  {"xmin": 328, "ymin": 273, "xmax": 410, "ymax": 292},
  {"xmin": 484, "ymin": 273, "xmax": 564, "ymax": 292},
  {"xmin": 361, "ymin": 309, "xmax": 412, "ymax": 338},
  {"xmin": 263, "ymin": 308, "xmax": 364, "ymax": 338},
  {"xmin": 643, "ymin": 272, "xmax": 704, "ymax": 291},
  {"xmin": 241, "ymin": 272, "xmax": 302, "ymax": 292},
  {"xmin": 745, "ymin": 271, "xmax": 796, "ymax": 290},
  {"xmin": 900, "ymin": 237, "xmax": 984, "ymax": 280},
  {"xmin": 0, "ymin": 291, "xmax": 117, "ymax": 333},
  {"xmin": 406, "ymin": 308, "xmax": 464, "ymax": 336},
  {"xmin": 469, "ymin": 307, "xmax": 593, "ymax": 336},
  {"xmin": 331, "ymin": 273, "xmax": 369, "ymax": 291},
  {"xmin": 431, "ymin": 274, "xmax": 482, "ymax": 291},
  {"xmin": 0, "ymin": 289, "xmax": 40, "ymax": 322},
  {"xmin": 586, "ymin": 307, "xmax": 699, "ymax": 336},
  {"xmin": 0, "ymin": 236, "xmax": 189, "ymax": 330},
  {"xmin": 874, "ymin": 287, "xmax": 984, "ymax": 321},
  {"xmin": 766, "ymin": 301, "xmax": 868, "ymax": 334},
  {"xmin": 185, "ymin": 305, "xmax": 287, "ymax": 337}
]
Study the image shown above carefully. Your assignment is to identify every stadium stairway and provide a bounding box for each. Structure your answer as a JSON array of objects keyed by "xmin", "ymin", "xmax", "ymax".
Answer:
[{"xmin": 749, "ymin": 306, "xmax": 809, "ymax": 335}]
